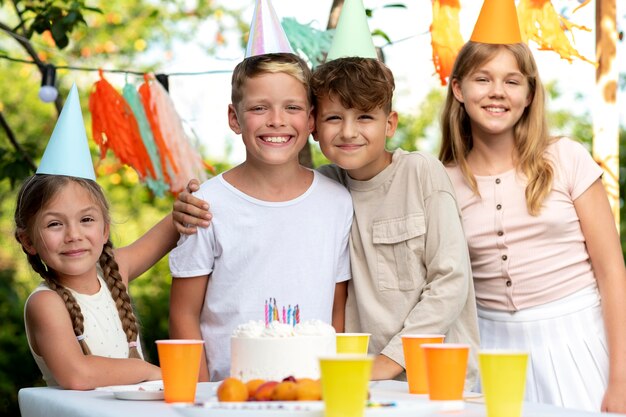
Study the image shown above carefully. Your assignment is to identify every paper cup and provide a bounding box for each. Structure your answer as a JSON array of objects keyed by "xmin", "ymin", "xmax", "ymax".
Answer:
[
  {"xmin": 336, "ymin": 333, "xmax": 371, "ymax": 354},
  {"xmin": 320, "ymin": 354, "xmax": 373, "ymax": 417},
  {"xmin": 422, "ymin": 343, "xmax": 469, "ymax": 402},
  {"xmin": 479, "ymin": 350, "xmax": 528, "ymax": 417},
  {"xmin": 401, "ymin": 334, "xmax": 445, "ymax": 394},
  {"xmin": 156, "ymin": 339, "xmax": 204, "ymax": 403}
]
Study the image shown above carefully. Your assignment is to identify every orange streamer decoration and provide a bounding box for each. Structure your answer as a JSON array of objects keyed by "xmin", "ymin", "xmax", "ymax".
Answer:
[
  {"xmin": 430, "ymin": 0, "xmax": 464, "ymax": 86},
  {"xmin": 138, "ymin": 74, "xmax": 178, "ymax": 186},
  {"xmin": 517, "ymin": 0, "xmax": 595, "ymax": 64},
  {"xmin": 89, "ymin": 70, "xmax": 156, "ymax": 180},
  {"xmin": 138, "ymin": 75, "xmax": 211, "ymax": 193}
]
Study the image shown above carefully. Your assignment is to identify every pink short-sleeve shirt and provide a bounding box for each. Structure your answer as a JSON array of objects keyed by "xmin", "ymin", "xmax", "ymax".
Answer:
[{"xmin": 446, "ymin": 138, "xmax": 603, "ymax": 311}]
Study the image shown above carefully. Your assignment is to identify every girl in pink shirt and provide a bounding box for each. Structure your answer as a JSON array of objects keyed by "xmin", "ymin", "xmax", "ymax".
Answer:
[{"xmin": 439, "ymin": 40, "xmax": 626, "ymax": 413}]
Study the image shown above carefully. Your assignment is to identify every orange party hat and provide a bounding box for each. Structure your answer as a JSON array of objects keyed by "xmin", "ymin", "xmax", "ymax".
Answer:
[{"xmin": 470, "ymin": 0, "xmax": 522, "ymax": 44}]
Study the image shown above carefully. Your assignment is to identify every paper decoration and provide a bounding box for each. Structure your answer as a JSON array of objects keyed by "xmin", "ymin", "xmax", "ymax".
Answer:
[
  {"xmin": 89, "ymin": 70, "xmax": 156, "ymax": 182},
  {"xmin": 430, "ymin": 0, "xmax": 464, "ymax": 86},
  {"xmin": 37, "ymin": 83, "xmax": 96, "ymax": 180},
  {"xmin": 123, "ymin": 81, "xmax": 169, "ymax": 197},
  {"xmin": 281, "ymin": 17, "xmax": 333, "ymax": 68},
  {"xmin": 89, "ymin": 72, "xmax": 210, "ymax": 195},
  {"xmin": 517, "ymin": 0, "xmax": 594, "ymax": 64},
  {"xmin": 137, "ymin": 75, "xmax": 210, "ymax": 193}
]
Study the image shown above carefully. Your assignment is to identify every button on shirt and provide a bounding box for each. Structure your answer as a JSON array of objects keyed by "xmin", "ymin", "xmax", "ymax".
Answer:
[{"xmin": 446, "ymin": 138, "xmax": 602, "ymax": 311}]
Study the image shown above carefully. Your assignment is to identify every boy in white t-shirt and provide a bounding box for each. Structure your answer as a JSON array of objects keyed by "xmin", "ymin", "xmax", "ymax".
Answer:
[{"xmin": 168, "ymin": 52, "xmax": 353, "ymax": 382}]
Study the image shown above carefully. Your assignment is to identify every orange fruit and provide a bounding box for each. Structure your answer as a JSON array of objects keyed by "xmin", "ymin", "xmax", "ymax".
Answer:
[
  {"xmin": 271, "ymin": 380, "xmax": 298, "ymax": 401},
  {"xmin": 296, "ymin": 378, "xmax": 322, "ymax": 401},
  {"xmin": 253, "ymin": 381, "xmax": 279, "ymax": 401},
  {"xmin": 217, "ymin": 377, "xmax": 248, "ymax": 402},
  {"xmin": 245, "ymin": 379, "xmax": 265, "ymax": 400}
]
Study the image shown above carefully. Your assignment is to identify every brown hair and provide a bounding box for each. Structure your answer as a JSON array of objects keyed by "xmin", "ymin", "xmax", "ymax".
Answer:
[
  {"xmin": 310, "ymin": 57, "xmax": 395, "ymax": 114},
  {"xmin": 439, "ymin": 42, "xmax": 553, "ymax": 215},
  {"xmin": 231, "ymin": 52, "xmax": 312, "ymax": 109},
  {"xmin": 15, "ymin": 175, "xmax": 142, "ymax": 358}
]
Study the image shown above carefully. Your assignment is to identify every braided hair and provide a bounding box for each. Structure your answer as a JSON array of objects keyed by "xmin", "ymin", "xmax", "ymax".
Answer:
[{"xmin": 15, "ymin": 175, "xmax": 141, "ymax": 358}]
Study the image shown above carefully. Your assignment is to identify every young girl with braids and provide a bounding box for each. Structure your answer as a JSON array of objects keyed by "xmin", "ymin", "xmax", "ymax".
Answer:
[{"xmin": 15, "ymin": 174, "xmax": 179, "ymax": 390}]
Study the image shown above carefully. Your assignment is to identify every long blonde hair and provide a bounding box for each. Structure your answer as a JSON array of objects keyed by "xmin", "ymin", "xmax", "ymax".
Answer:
[
  {"xmin": 15, "ymin": 175, "xmax": 142, "ymax": 358},
  {"xmin": 439, "ymin": 42, "xmax": 553, "ymax": 215}
]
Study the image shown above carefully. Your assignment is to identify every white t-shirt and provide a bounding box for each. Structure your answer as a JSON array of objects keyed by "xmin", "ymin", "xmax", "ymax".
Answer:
[{"xmin": 169, "ymin": 170, "xmax": 353, "ymax": 381}]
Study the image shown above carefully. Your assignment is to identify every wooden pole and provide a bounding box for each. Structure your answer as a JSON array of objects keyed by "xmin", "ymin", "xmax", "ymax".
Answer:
[{"xmin": 593, "ymin": 0, "xmax": 620, "ymax": 228}]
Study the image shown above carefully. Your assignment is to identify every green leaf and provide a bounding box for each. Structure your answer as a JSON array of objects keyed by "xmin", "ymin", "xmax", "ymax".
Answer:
[{"xmin": 372, "ymin": 29, "xmax": 392, "ymax": 44}]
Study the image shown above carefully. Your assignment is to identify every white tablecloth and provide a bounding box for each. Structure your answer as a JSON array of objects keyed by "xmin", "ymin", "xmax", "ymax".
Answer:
[{"xmin": 18, "ymin": 380, "xmax": 621, "ymax": 417}]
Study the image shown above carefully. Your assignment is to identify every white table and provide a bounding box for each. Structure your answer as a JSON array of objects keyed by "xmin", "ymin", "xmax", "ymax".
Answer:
[{"xmin": 19, "ymin": 380, "xmax": 621, "ymax": 417}]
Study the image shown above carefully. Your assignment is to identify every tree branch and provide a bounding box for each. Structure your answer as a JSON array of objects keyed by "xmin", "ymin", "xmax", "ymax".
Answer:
[
  {"xmin": 0, "ymin": 111, "xmax": 37, "ymax": 171},
  {"xmin": 0, "ymin": 21, "xmax": 63, "ymax": 115}
]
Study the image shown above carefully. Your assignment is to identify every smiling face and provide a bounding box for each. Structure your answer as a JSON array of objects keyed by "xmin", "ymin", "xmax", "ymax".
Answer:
[
  {"xmin": 451, "ymin": 48, "xmax": 531, "ymax": 143},
  {"xmin": 314, "ymin": 94, "xmax": 397, "ymax": 181},
  {"xmin": 228, "ymin": 72, "xmax": 313, "ymax": 167},
  {"xmin": 23, "ymin": 181, "xmax": 109, "ymax": 284}
]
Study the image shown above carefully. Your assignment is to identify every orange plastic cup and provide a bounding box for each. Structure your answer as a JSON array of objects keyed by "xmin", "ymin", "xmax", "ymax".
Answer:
[
  {"xmin": 156, "ymin": 339, "xmax": 204, "ymax": 403},
  {"xmin": 422, "ymin": 343, "xmax": 469, "ymax": 401},
  {"xmin": 401, "ymin": 334, "xmax": 445, "ymax": 394}
]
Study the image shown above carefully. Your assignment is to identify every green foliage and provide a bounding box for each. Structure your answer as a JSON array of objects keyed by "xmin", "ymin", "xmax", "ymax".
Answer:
[
  {"xmin": 20, "ymin": 1, "xmax": 101, "ymax": 48},
  {"xmin": 390, "ymin": 88, "xmax": 445, "ymax": 154}
]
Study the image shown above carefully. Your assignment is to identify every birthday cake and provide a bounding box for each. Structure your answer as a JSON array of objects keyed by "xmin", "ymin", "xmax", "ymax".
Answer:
[{"xmin": 230, "ymin": 319, "xmax": 336, "ymax": 382}]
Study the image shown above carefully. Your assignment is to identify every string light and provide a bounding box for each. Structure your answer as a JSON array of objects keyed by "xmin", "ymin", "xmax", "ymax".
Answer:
[{"xmin": 38, "ymin": 64, "xmax": 58, "ymax": 103}]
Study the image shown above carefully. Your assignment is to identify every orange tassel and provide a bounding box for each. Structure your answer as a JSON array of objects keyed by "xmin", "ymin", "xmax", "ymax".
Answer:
[
  {"xmin": 89, "ymin": 70, "xmax": 156, "ymax": 179},
  {"xmin": 430, "ymin": 0, "xmax": 464, "ymax": 86},
  {"xmin": 517, "ymin": 0, "xmax": 595, "ymax": 65},
  {"xmin": 138, "ymin": 74, "xmax": 210, "ymax": 193},
  {"xmin": 138, "ymin": 74, "xmax": 178, "ymax": 185}
]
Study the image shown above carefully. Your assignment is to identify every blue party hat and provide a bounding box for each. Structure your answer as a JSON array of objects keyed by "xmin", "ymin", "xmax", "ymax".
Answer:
[
  {"xmin": 37, "ymin": 84, "xmax": 96, "ymax": 180},
  {"xmin": 326, "ymin": 0, "xmax": 377, "ymax": 60},
  {"xmin": 245, "ymin": 0, "xmax": 294, "ymax": 57}
]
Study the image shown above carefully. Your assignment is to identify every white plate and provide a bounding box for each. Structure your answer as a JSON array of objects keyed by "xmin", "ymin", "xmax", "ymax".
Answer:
[
  {"xmin": 96, "ymin": 380, "xmax": 164, "ymax": 401},
  {"xmin": 172, "ymin": 400, "xmax": 440, "ymax": 417}
]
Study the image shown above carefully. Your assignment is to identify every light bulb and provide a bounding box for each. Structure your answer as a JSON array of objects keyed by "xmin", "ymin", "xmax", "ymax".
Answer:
[
  {"xmin": 39, "ymin": 64, "xmax": 58, "ymax": 103},
  {"xmin": 38, "ymin": 85, "xmax": 59, "ymax": 102}
]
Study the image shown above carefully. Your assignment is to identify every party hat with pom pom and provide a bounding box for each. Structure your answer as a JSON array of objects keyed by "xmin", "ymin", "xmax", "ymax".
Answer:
[
  {"xmin": 37, "ymin": 83, "xmax": 96, "ymax": 180},
  {"xmin": 470, "ymin": 0, "xmax": 522, "ymax": 44},
  {"xmin": 326, "ymin": 0, "xmax": 377, "ymax": 60},
  {"xmin": 245, "ymin": 0, "xmax": 293, "ymax": 57}
]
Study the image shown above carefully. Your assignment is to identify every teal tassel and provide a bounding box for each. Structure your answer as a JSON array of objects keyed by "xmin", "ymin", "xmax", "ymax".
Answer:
[
  {"xmin": 122, "ymin": 82, "xmax": 169, "ymax": 197},
  {"xmin": 282, "ymin": 17, "xmax": 334, "ymax": 67}
]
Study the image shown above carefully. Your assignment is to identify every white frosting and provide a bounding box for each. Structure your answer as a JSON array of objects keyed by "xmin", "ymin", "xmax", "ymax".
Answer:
[{"xmin": 230, "ymin": 320, "xmax": 336, "ymax": 382}]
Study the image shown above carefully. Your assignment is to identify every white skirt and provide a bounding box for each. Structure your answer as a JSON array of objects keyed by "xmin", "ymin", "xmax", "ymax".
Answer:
[{"xmin": 477, "ymin": 285, "xmax": 608, "ymax": 412}]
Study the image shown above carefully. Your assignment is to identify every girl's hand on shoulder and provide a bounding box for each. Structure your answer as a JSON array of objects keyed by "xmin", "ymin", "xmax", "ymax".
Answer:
[{"xmin": 173, "ymin": 179, "xmax": 212, "ymax": 235}]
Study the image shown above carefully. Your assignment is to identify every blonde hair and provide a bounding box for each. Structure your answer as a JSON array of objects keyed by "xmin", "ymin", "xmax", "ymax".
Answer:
[
  {"xmin": 14, "ymin": 175, "xmax": 142, "ymax": 358},
  {"xmin": 439, "ymin": 42, "xmax": 553, "ymax": 215},
  {"xmin": 230, "ymin": 53, "xmax": 312, "ymax": 109}
]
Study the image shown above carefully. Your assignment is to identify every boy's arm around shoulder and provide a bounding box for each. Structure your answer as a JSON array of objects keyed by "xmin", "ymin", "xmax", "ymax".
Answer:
[{"xmin": 26, "ymin": 290, "xmax": 161, "ymax": 389}]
